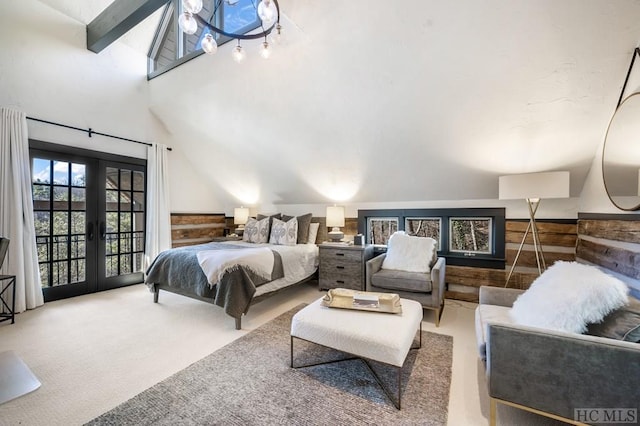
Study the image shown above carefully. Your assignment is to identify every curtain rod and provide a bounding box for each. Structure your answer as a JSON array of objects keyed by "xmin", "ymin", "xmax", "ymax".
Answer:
[{"xmin": 26, "ymin": 116, "xmax": 172, "ymax": 151}]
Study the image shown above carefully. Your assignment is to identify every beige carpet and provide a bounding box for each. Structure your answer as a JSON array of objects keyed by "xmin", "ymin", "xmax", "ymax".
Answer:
[{"xmin": 0, "ymin": 283, "xmax": 562, "ymax": 425}]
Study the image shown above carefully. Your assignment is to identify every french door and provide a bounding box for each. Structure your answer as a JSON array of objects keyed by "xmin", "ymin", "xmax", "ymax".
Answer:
[{"xmin": 30, "ymin": 141, "xmax": 146, "ymax": 302}]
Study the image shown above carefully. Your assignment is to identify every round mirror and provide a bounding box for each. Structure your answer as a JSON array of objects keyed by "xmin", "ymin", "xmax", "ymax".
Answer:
[{"xmin": 602, "ymin": 92, "xmax": 640, "ymax": 210}]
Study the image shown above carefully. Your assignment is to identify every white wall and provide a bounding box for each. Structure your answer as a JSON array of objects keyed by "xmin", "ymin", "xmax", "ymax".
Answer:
[
  {"xmin": 267, "ymin": 197, "xmax": 579, "ymax": 220},
  {"xmin": 0, "ymin": 0, "xmax": 222, "ymax": 214},
  {"xmin": 579, "ymin": 72, "xmax": 640, "ymax": 214}
]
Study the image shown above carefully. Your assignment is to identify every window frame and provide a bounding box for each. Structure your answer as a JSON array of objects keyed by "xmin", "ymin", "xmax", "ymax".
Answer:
[
  {"xmin": 358, "ymin": 208, "xmax": 505, "ymax": 269},
  {"xmin": 147, "ymin": 0, "xmax": 265, "ymax": 80}
]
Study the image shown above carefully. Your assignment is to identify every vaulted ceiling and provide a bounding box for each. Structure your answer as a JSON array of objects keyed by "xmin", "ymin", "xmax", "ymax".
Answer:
[{"xmin": 40, "ymin": 0, "xmax": 640, "ymax": 208}]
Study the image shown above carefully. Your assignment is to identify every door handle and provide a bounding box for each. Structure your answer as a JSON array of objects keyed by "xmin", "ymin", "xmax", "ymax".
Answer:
[
  {"xmin": 87, "ymin": 222, "xmax": 94, "ymax": 241},
  {"xmin": 99, "ymin": 221, "xmax": 106, "ymax": 240}
]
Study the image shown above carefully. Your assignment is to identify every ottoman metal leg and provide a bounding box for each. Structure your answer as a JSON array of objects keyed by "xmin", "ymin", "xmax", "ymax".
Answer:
[{"xmin": 290, "ymin": 322, "xmax": 422, "ymax": 410}]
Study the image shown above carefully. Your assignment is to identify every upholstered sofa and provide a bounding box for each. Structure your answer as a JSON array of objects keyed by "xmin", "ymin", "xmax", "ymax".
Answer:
[
  {"xmin": 366, "ymin": 254, "xmax": 446, "ymax": 326},
  {"xmin": 476, "ymin": 285, "xmax": 640, "ymax": 425}
]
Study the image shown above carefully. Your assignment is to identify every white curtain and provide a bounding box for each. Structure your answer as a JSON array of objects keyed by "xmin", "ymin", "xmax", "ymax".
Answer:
[
  {"xmin": 0, "ymin": 108, "xmax": 44, "ymax": 311},
  {"xmin": 144, "ymin": 143, "xmax": 172, "ymax": 269}
]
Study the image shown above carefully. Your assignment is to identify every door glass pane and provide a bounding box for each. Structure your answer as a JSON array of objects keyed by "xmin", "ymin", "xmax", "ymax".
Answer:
[
  {"xmin": 53, "ymin": 212, "xmax": 69, "ymax": 235},
  {"xmin": 120, "ymin": 169, "xmax": 131, "ymax": 190},
  {"xmin": 106, "ymin": 212, "xmax": 118, "ymax": 233},
  {"xmin": 39, "ymin": 263, "xmax": 49, "ymax": 288},
  {"xmin": 71, "ymin": 188, "xmax": 85, "ymax": 202},
  {"xmin": 71, "ymin": 212, "xmax": 85, "ymax": 235},
  {"xmin": 106, "ymin": 190, "xmax": 119, "ymax": 211},
  {"xmin": 71, "ymin": 163, "xmax": 86, "ymax": 187},
  {"xmin": 133, "ymin": 192, "xmax": 145, "ymax": 211},
  {"xmin": 32, "ymin": 158, "xmax": 51, "ymax": 183},
  {"xmin": 53, "ymin": 161, "xmax": 69, "ymax": 184},
  {"xmin": 53, "ymin": 186, "xmax": 69, "ymax": 210},
  {"xmin": 106, "ymin": 255, "xmax": 118, "ymax": 277},
  {"xmin": 133, "ymin": 171, "xmax": 144, "ymax": 191},
  {"xmin": 133, "ymin": 212, "xmax": 145, "ymax": 232},
  {"xmin": 53, "ymin": 261, "xmax": 68, "ymax": 286}
]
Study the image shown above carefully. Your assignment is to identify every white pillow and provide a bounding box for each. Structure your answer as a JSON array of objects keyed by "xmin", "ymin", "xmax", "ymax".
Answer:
[
  {"xmin": 243, "ymin": 217, "xmax": 270, "ymax": 243},
  {"xmin": 307, "ymin": 222, "xmax": 319, "ymax": 244},
  {"xmin": 381, "ymin": 231, "xmax": 437, "ymax": 273},
  {"xmin": 269, "ymin": 217, "xmax": 298, "ymax": 246},
  {"xmin": 510, "ymin": 261, "xmax": 629, "ymax": 334}
]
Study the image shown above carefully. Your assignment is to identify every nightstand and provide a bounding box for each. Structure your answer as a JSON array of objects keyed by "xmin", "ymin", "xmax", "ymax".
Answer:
[{"xmin": 319, "ymin": 244, "xmax": 374, "ymax": 291}]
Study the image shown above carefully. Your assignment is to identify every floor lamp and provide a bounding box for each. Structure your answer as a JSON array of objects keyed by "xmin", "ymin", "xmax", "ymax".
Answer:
[{"xmin": 499, "ymin": 171, "xmax": 570, "ymax": 287}]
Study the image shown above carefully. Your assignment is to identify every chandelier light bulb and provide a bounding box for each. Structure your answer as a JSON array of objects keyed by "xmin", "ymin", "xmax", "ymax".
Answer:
[
  {"xmin": 201, "ymin": 34, "xmax": 218, "ymax": 54},
  {"xmin": 259, "ymin": 41, "xmax": 271, "ymax": 59},
  {"xmin": 271, "ymin": 23, "xmax": 283, "ymax": 44},
  {"xmin": 257, "ymin": 0, "xmax": 277, "ymax": 25},
  {"xmin": 232, "ymin": 44, "xmax": 246, "ymax": 63},
  {"xmin": 182, "ymin": 0, "xmax": 203, "ymax": 14},
  {"xmin": 178, "ymin": 12, "xmax": 198, "ymax": 35}
]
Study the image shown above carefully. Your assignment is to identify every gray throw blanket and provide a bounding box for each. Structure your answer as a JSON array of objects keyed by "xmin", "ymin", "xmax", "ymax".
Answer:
[{"xmin": 145, "ymin": 242, "xmax": 284, "ymax": 319}]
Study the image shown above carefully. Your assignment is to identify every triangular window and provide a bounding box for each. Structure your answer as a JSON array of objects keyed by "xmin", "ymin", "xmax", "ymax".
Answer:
[{"xmin": 148, "ymin": 0, "xmax": 263, "ymax": 79}]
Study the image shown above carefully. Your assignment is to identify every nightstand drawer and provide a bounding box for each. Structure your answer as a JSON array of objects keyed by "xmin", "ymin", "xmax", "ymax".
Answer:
[
  {"xmin": 319, "ymin": 258, "xmax": 362, "ymax": 277},
  {"xmin": 319, "ymin": 276, "xmax": 361, "ymax": 291},
  {"xmin": 321, "ymin": 249, "xmax": 361, "ymax": 263}
]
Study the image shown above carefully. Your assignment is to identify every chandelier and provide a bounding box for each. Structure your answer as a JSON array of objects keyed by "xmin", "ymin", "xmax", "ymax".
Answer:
[{"xmin": 178, "ymin": 0, "xmax": 281, "ymax": 62}]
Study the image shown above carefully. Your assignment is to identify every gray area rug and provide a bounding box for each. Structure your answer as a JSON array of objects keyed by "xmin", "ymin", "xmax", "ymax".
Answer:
[{"xmin": 87, "ymin": 305, "xmax": 453, "ymax": 425}]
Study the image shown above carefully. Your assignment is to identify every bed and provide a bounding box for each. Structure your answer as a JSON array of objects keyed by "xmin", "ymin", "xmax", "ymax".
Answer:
[{"xmin": 145, "ymin": 238, "xmax": 320, "ymax": 330}]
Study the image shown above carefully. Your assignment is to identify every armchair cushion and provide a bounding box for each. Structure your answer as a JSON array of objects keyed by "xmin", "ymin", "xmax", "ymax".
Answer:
[
  {"xmin": 370, "ymin": 269, "xmax": 432, "ymax": 293},
  {"xmin": 381, "ymin": 231, "xmax": 437, "ymax": 273}
]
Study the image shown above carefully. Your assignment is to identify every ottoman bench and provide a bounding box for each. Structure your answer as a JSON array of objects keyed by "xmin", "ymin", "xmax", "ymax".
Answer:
[{"xmin": 290, "ymin": 296, "xmax": 423, "ymax": 409}]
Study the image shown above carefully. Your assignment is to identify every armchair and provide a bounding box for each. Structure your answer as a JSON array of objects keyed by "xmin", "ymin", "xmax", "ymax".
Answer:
[{"xmin": 366, "ymin": 249, "xmax": 446, "ymax": 326}]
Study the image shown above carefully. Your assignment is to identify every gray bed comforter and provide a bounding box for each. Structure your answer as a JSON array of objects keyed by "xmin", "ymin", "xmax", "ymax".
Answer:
[{"xmin": 145, "ymin": 242, "xmax": 284, "ymax": 319}]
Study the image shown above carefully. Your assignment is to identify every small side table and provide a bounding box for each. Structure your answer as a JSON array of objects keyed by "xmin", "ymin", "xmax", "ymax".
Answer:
[{"xmin": 0, "ymin": 275, "xmax": 16, "ymax": 324}]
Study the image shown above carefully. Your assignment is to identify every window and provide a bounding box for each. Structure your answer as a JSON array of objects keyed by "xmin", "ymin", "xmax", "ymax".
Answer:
[
  {"xmin": 449, "ymin": 217, "xmax": 492, "ymax": 255},
  {"xmin": 148, "ymin": 0, "xmax": 264, "ymax": 78},
  {"xmin": 405, "ymin": 217, "xmax": 441, "ymax": 249},
  {"xmin": 358, "ymin": 208, "xmax": 505, "ymax": 269},
  {"xmin": 367, "ymin": 217, "xmax": 398, "ymax": 245}
]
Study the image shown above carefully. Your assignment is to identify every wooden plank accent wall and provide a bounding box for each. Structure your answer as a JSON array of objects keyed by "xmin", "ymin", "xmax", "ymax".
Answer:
[
  {"xmin": 171, "ymin": 213, "xmax": 226, "ymax": 247},
  {"xmin": 578, "ymin": 219, "xmax": 640, "ymax": 244},
  {"xmin": 445, "ymin": 220, "xmax": 577, "ymax": 302},
  {"xmin": 576, "ymin": 218, "xmax": 640, "ymax": 283}
]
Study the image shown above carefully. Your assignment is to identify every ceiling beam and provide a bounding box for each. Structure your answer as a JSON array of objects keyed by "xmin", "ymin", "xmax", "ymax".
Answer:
[{"xmin": 87, "ymin": 0, "xmax": 169, "ymax": 53}]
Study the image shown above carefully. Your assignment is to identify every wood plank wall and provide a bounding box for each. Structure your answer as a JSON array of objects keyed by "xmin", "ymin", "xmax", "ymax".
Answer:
[
  {"xmin": 174, "ymin": 214, "xmax": 329, "ymax": 246},
  {"xmin": 445, "ymin": 220, "xmax": 577, "ymax": 302},
  {"xmin": 576, "ymin": 218, "xmax": 640, "ymax": 284},
  {"xmin": 170, "ymin": 213, "xmax": 640, "ymax": 301},
  {"xmin": 171, "ymin": 213, "xmax": 226, "ymax": 247}
]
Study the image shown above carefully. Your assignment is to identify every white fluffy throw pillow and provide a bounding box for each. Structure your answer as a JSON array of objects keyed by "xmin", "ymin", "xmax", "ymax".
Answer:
[
  {"xmin": 510, "ymin": 261, "xmax": 629, "ymax": 333},
  {"xmin": 381, "ymin": 231, "xmax": 437, "ymax": 273}
]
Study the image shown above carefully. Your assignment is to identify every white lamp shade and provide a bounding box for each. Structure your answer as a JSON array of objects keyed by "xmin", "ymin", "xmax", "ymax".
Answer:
[
  {"xmin": 499, "ymin": 171, "xmax": 570, "ymax": 200},
  {"xmin": 326, "ymin": 206, "xmax": 345, "ymax": 227},
  {"xmin": 234, "ymin": 207, "xmax": 250, "ymax": 225}
]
